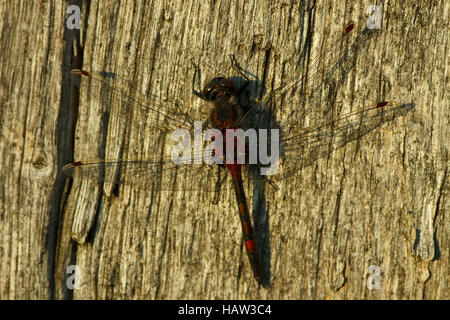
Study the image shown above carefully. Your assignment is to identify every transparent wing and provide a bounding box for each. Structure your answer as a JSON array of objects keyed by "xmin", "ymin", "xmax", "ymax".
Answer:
[
  {"xmin": 239, "ymin": 20, "xmax": 374, "ymax": 135},
  {"xmin": 68, "ymin": 69, "xmax": 238, "ymax": 193},
  {"xmin": 66, "ymin": 18, "xmax": 412, "ymax": 193},
  {"xmin": 262, "ymin": 21, "xmax": 370, "ymax": 110},
  {"xmin": 239, "ymin": 101, "xmax": 415, "ymax": 180},
  {"xmin": 63, "ymin": 156, "xmax": 233, "ymax": 192},
  {"xmin": 234, "ymin": 18, "xmax": 417, "ymax": 182},
  {"xmin": 64, "ymin": 102, "xmax": 414, "ymax": 192},
  {"xmin": 274, "ymin": 101, "xmax": 415, "ymax": 180},
  {"xmin": 67, "ymin": 68, "xmax": 229, "ymax": 192},
  {"xmin": 71, "ymin": 69, "xmax": 207, "ymax": 132}
]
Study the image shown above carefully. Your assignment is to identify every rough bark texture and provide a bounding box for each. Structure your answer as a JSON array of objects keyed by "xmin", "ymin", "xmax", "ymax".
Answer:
[{"xmin": 0, "ymin": 0, "xmax": 448, "ymax": 299}]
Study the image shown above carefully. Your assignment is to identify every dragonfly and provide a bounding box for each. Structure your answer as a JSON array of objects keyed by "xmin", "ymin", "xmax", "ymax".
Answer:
[{"xmin": 63, "ymin": 20, "xmax": 414, "ymax": 285}]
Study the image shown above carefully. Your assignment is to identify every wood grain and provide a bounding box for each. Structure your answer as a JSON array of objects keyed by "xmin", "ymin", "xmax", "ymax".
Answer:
[{"xmin": 0, "ymin": 0, "xmax": 448, "ymax": 299}]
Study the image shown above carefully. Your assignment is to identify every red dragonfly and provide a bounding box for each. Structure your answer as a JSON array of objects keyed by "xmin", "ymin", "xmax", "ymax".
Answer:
[{"xmin": 63, "ymin": 20, "xmax": 414, "ymax": 285}]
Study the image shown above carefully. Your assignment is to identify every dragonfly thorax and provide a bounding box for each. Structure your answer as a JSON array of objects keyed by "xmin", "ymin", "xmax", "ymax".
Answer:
[{"xmin": 206, "ymin": 84, "xmax": 243, "ymax": 131}]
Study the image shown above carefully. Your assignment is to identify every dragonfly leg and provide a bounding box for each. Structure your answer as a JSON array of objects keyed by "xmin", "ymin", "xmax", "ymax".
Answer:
[
  {"xmin": 229, "ymin": 54, "xmax": 250, "ymax": 95},
  {"xmin": 191, "ymin": 59, "xmax": 206, "ymax": 100},
  {"xmin": 202, "ymin": 119, "xmax": 210, "ymax": 131},
  {"xmin": 264, "ymin": 177, "xmax": 279, "ymax": 191},
  {"xmin": 212, "ymin": 165, "xmax": 227, "ymax": 204}
]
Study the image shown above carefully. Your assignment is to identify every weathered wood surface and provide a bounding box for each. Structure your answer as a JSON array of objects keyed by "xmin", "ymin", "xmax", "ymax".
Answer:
[{"xmin": 0, "ymin": 0, "xmax": 448, "ymax": 299}]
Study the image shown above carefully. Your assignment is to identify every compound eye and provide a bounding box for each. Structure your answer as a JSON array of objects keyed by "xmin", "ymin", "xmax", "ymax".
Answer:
[
  {"xmin": 202, "ymin": 77, "xmax": 238, "ymax": 100},
  {"xmin": 217, "ymin": 78, "xmax": 237, "ymax": 93},
  {"xmin": 202, "ymin": 77, "xmax": 223, "ymax": 100},
  {"xmin": 202, "ymin": 83, "xmax": 217, "ymax": 100}
]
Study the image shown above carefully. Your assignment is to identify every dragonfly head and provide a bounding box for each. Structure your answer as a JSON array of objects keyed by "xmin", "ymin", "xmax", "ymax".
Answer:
[{"xmin": 203, "ymin": 77, "xmax": 238, "ymax": 101}]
